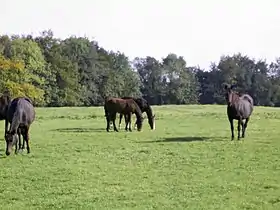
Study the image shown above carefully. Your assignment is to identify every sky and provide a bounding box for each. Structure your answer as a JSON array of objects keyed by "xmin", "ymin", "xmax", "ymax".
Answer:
[{"xmin": 1, "ymin": 0, "xmax": 280, "ymax": 70}]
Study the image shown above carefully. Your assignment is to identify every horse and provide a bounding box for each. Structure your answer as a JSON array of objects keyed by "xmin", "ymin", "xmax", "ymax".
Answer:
[
  {"xmin": 0, "ymin": 90, "xmax": 12, "ymax": 138},
  {"xmin": 104, "ymin": 97, "xmax": 143, "ymax": 132},
  {"xmin": 5, "ymin": 97, "xmax": 35, "ymax": 156},
  {"xmin": 224, "ymin": 84, "xmax": 254, "ymax": 140},
  {"xmin": 118, "ymin": 97, "xmax": 155, "ymax": 130}
]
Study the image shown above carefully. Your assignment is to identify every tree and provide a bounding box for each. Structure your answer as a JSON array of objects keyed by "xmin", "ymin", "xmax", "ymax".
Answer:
[{"xmin": 0, "ymin": 55, "xmax": 44, "ymax": 104}]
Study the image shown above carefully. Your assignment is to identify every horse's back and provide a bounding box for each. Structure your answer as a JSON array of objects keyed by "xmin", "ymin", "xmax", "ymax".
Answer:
[
  {"xmin": 7, "ymin": 97, "xmax": 35, "ymax": 125},
  {"xmin": 104, "ymin": 97, "xmax": 126, "ymax": 112},
  {"xmin": 105, "ymin": 97, "xmax": 139, "ymax": 113},
  {"xmin": 236, "ymin": 97, "xmax": 253, "ymax": 119},
  {"xmin": 105, "ymin": 97, "xmax": 126, "ymax": 106},
  {"xmin": 121, "ymin": 96, "xmax": 134, "ymax": 100}
]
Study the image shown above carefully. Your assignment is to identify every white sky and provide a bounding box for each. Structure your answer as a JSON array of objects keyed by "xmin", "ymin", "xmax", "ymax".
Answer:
[{"xmin": 1, "ymin": 0, "xmax": 280, "ymax": 69}]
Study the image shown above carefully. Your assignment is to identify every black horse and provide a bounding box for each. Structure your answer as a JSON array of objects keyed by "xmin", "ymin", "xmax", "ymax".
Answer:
[
  {"xmin": 5, "ymin": 97, "xmax": 35, "ymax": 156},
  {"xmin": 0, "ymin": 90, "xmax": 12, "ymax": 138},
  {"xmin": 119, "ymin": 97, "xmax": 155, "ymax": 130},
  {"xmin": 224, "ymin": 84, "xmax": 254, "ymax": 140}
]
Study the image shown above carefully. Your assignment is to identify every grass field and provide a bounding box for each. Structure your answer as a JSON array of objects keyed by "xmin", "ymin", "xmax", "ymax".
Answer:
[{"xmin": 0, "ymin": 105, "xmax": 280, "ymax": 210}]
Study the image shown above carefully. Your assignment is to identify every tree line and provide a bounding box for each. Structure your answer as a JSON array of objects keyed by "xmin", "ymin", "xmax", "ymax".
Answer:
[{"xmin": 0, "ymin": 29, "xmax": 280, "ymax": 107}]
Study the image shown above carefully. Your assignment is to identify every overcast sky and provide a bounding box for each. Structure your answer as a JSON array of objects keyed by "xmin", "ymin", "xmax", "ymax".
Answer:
[{"xmin": 1, "ymin": 0, "xmax": 280, "ymax": 69}]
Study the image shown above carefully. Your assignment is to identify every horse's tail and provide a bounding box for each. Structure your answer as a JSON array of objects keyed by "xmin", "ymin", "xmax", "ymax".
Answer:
[
  {"xmin": 241, "ymin": 94, "xmax": 254, "ymax": 106},
  {"xmin": 104, "ymin": 100, "xmax": 109, "ymax": 118},
  {"xmin": 9, "ymin": 106, "xmax": 22, "ymax": 135}
]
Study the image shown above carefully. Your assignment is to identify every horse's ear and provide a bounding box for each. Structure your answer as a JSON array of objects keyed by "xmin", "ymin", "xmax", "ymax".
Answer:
[{"xmin": 230, "ymin": 84, "xmax": 237, "ymax": 89}]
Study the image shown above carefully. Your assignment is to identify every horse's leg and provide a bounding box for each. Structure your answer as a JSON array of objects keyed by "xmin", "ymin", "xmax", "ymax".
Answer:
[
  {"xmin": 134, "ymin": 115, "xmax": 137, "ymax": 130},
  {"xmin": 4, "ymin": 119, "xmax": 8, "ymax": 138},
  {"xmin": 106, "ymin": 114, "xmax": 110, "ymax": 132},
  {"xmin": 242, "ymin": 117, "xmax": 250, "ymax": 138},
  {"xmin": 14, "ymin": 134, "xmax": 18, "ymax": 154},
  {"xmin": 127, "ymin": 113, "xmax": 132, "ymax": 132},
  {"xmin": 237, "ymin": 118, "xmax": 241, "ymax": 140},
  {"xmin": 119, "ymin": 114, "xmax": 123, "ymax": 129},
  {"xmin": 17, "ymin": 128, "xmax": 22, "ymax": 152},
  {"xmin": 229, "ymin": 118, "xmax": 234, "ymax": 140},
  {"xmin": 112, "ymin": 113, "xmax": 118, "ymax": 132},
  {"xmin": 22, "ymin": 132, "xmax": 25, "ymax": 150},
  {"xmin": 240, "ymin": 120, "xmax": 245, "ymax": 139},
  {"xmin": 124, "ymin": 114, "xmax": 129, "ymax": 131},
  {"xmin": 21, "ymin": 127, "xmax": 26, "ymax": 150},
  {"xmin": 23, "ymin": 126, "xmax": 30, "ymax": 154}
]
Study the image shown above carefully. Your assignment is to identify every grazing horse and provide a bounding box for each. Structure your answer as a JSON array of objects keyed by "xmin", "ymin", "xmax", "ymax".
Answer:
[
  {"xmin": 224, "ymin": 84, "xmax": 254, "ymax": 140},
  {"xmin": 5, "ymin": 97, "xmax": 35, "ymax": 156},
  {"xmin": 104, "ymin": 97, "xmax": 143, "ymax": 132},
  {"xmin": 0, "ymin": 90, "xmax": 12, "ymax": 137},
  {"xmin": 119, "ymin": 97, "xmax": 156, "ymax": 130}
]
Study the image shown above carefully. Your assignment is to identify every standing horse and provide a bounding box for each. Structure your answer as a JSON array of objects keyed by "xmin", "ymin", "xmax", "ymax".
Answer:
[
  {"xmin": 5, "ymin": 97, "xmax": 35, "ymax": 156},
  {"xmin": 104, "ymin": 97, "xmax": 143, "ymax": 132},
  {"xmin": 119, "ymin": 97, "xmax": 155, "ymax": 130},
  {"xmin": 224, "ymin": 84, "xmax": 254, "ymax": 140},
  {"xmin": 0, "ymin": 90, "xmax": 12, "ymax": 138}
]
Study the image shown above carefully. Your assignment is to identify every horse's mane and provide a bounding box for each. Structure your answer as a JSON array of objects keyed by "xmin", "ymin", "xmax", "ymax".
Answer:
[{"xmin": 121, "ymin": 97, "xmax": 149, "ymax": 111}]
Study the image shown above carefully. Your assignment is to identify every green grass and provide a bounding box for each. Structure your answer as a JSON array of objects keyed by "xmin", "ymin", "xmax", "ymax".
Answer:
[{"xmin": 0, "ymin": 105, "xmax": 280, "ymax": 210}]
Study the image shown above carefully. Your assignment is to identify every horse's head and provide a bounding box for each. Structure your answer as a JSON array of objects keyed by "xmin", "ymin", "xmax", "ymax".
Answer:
[
  {"xmin": 5, "ymin": 130, "xmax": 17, "ymax": 156},
  {"xmin": 224, "ymin": 84, "xmax": 238, "ymax": 105},
  {"xmin": 135, "ymin": 116, "xmax": 144, "ymax": 131},
  {"xmin": 148, "ymin": 114, "xmax": 156, "ymax": 130}
]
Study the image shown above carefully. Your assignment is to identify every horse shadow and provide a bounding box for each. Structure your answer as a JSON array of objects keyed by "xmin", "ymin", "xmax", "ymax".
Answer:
[
  {"xmin": 51, "ymin": 127, "xmax": 104, "ymax": 133},
  {"xmin": 139, "ymin": 136, "xmax": 225, "ymax": 143}
]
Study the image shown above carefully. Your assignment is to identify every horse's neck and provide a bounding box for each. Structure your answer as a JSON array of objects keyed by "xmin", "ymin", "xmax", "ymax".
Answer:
[
  {"xmin": 230, "ymin": 93, "xmax": 239, "ymax": 103},
  {"xmin": 145, "ymin": 106, "xmax": 153, "ymax": 117}
]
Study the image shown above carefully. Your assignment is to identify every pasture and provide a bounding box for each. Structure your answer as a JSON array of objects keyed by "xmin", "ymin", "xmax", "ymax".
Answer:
[{"xmin": 0, "ymin": 105, "xmax": 279, "ymax": 209}]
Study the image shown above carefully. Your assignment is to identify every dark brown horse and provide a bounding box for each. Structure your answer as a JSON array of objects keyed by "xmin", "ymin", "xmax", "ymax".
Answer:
[
  {"xmin": 5, "ymin": 97, "xmax": 35, "ymax": 156},
  {"xmin": 118, "ymin": 97, "xmax": 155, "ymax": 130},
  {"xmin": 0, "ymin": 90, "xmax": 12, "ymax": 138},
  {"xmin": 104, "ymin": 97, "xmax": 143, "ymax": 132},
  {"xmin": 224, "ymin": 84, "xmax": 254, "ymax": 140}
]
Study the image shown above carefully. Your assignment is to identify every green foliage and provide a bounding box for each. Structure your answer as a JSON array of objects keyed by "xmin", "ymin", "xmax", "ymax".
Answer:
[
  {"xmin": 0, "ymin": 105, "xmax": 280, "ymax": 209},
  {"xmin": 9, "ymin": 38, "xmax": 47, "ymax": 86},
  {"xmin": 0, "ymin": 30, "xmax": 280, "ymax": 106},
  {"xmin": 0, "ymin": 55, "xmax": 45, "ymax": 105}
]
